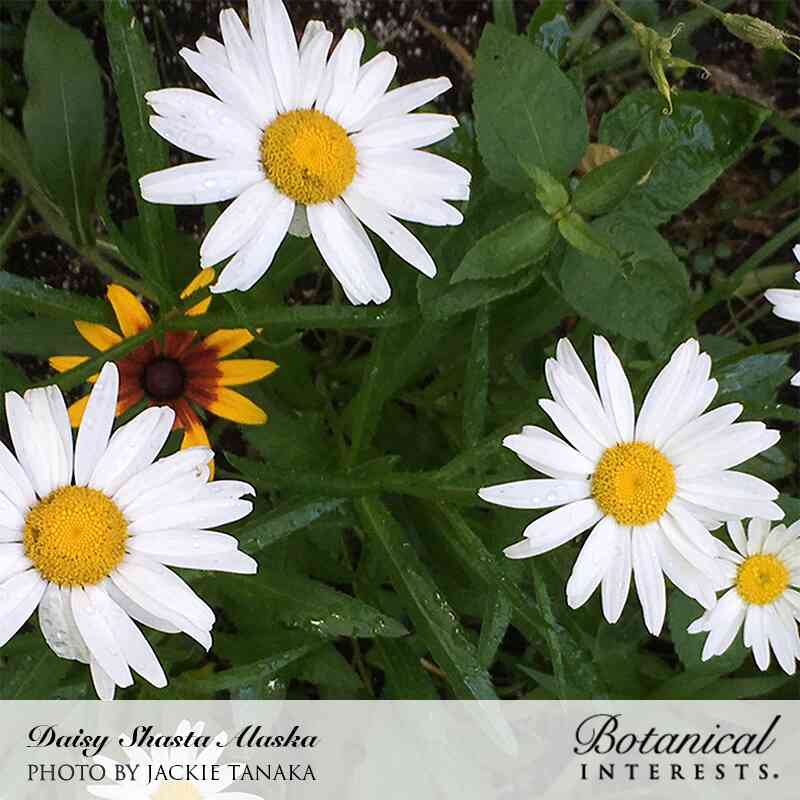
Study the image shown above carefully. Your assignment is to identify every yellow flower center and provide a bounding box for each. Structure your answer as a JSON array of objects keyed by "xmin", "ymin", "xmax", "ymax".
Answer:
[
  {"xmin": 591, "ymin": 442, "xmax": 676, "ymax": 526},
  {"xmin": 261, "ymin": 109, "xmax": 357, "ymax": 205},
  {"xmin": 152, "ymin": 783, "xmax": 202, "ymax": 800},
  {"xmin": 736, "ymin": 554, "xmax": 789, "ymax": 606},
  {"xmin": 23, "ymin": 486, "xmax": 128, "ymax": 586}
]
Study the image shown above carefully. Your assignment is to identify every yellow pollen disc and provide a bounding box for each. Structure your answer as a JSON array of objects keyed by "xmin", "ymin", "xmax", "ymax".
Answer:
[
  {"xmin": 261, "ymin": 109, "xmax": 357, "ymax": 205},
  {"xmin": 152, "ymin": 783, "xmax": 202, "ymax": 800},
  {"xmin": 736, "ymin": 554, "xmax": 789, "ymax": 606},
  {"xmin": 591, "ymin": 442, "xmax": 676, "ymax": 526},
  {"xmin": 24, "ymin": 486, "xmax": 128, "ymax": 586}
]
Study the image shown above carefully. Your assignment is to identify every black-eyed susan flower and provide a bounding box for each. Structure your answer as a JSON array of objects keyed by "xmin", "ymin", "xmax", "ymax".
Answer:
[
  {"xmin": 479, "ymin": 336, "xmax": 783, "ymax": 636},
  {"xmin": 0, "ymin": 363, "xmax": 256, "ymax": 700},
  {"xmin": 139, "ymin": 0, "xmax": 470, "ymax": 304},
  {"xmin": 49, "ymin": 269, "xmax": 277, "ymax": 457},
  {"xmin": 690, "ymin": 519, "xmax": 800, "ymax": 675}
]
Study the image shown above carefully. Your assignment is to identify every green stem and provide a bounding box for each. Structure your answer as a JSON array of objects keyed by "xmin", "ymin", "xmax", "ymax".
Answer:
[
  {"xmin": 0, "ymin": 195, "xmax": 29, "ymax": 263},
  {"xmin": 716, "ymin": 333, "xmax": 800, "ymax": 368}
]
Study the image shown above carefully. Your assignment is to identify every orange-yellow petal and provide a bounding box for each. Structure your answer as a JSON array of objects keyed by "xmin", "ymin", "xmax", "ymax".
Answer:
[
  {"xmin": 75, "ymin": 321, "xmax": 122, "ymax": 352},
  {"xmin": 201, "ymin": 329, "xmax": 254, "ymax": 358},
  {"xmin": 107, "ymin": 285, "xmax": 153, "ymax": 338},
  {"xmin": 206, "ymin": 388, "xmax": 267, "ymax": 425},
  {"xmin": 182, "ymin": 268, "xmax": 215, "ymax": 317},
  {"xmin": 217, "ymin": 359, "xmax": 278, "ymax": 386},
  {"xmin": 180, "ymin": 406, "xmax": 214, "ymax": 479},
  {"xmin": 67, "ymin": 394, "xmax": 90, "ymax": 427},
  {"xmin": 49, "ymin": 355, "xmax": 89, "ymax": 373}
]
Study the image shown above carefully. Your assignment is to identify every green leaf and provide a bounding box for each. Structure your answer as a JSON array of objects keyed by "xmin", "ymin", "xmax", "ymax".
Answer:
[
  {"xmin": 557, "ymin": 211, "xmax": 619, "ymax": 263},
  {"xmin": 572, "ymin": 143, "xmax": 663, "ymax": 217},
  {"xmin": 668, "ymin": 592, "xmax": 748, "ymax": 675},
  {"xmin": 0, "ymin": 271, "xmax": 114, "ymax": 323},
  {"xmin": 477, "ymin": 587, "xmax": 512, "ymax": 668},
  {"xmin": 463, "ymin": 305, "xmax": 490, "ymax": 448},
  {"xmin": 523, "ymin": 165, "xmax": 569, "ymax": 215},
  {"xmin": 474, "ymin": 24, "xmax": 588, "ymax": 191},
  {"xmin": 105, "ymin": 0, "xmax": 176, "ymax": 298},
  {"xmin": 559, "ymin": 213, "xmax": 689, "ymax": 343},
  {"xmin": 529, "ymin": 5, "xmax": 571, "ymax": 63},
  {"xmin": 451, "ymin": 211, "xmax": 556, "ymax": 282},
  {"xmin": 716, "ymin": 353, "xmax": 793, "ymax": 408},
  {"xmin": 527, "ymin": 0, "xmax": 566, "ymax": 39},
  {"xmin": 492, "ymin": 0, "xmax": 517, "ymax": 33},
  {"xmin": 356, "ymin": 496, "xmax": 498, "ymax": 699},
  {"xmin": 0, "ymin": 316, "xmax": 93, "ymax": 357},
  {"xmin": 257, "ymin": 569, "xmax": 409, "ymax": 639},
  {"xmin": 23, "ymin": 1, "xmax": 105, "ymax": 245},
  {"xmin": 599, "ymin": 90, "xmax": 770, "ymax": 225}
]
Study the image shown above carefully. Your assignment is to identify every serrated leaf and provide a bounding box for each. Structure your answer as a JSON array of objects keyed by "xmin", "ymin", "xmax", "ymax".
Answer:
[
  {"xmin": 451, "ymin": 211, "xmax": 556, "ymax": 282},
  {"xmin": 599, "ymin": 90, "xmax": 770, "ymax": 225},
  {"xmin": 559, "ymin": 213, "xmax": 689, "ymax": 343},
  {"xmin": 558, "ymin": 211, "xmax": 619, "ymax": 264},
  {"xmin": 23, "ymin": 1, "xmax": 105, "ymax": 245},
  {"xmin": 572, "ymin": 142, "xmax": 663, "ymax": 216},
  {"xmin": 474, "ymin": 24, "xmax": 588, "ymax": 191}
]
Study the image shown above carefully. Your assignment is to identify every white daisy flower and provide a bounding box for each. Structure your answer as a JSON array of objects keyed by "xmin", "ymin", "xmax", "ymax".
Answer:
[
  {"xmin": 764, "ymin": 243, "xmax": 800, "ymax": 387},
  {"xmin": 479, "ymin": 336, "xmax": 782, "ymax": 635},
  {"xmin": 139, "ymin": 0, "xmax": 470, "ymax": 303},
  {"xmin": 88, "ymin": 720, "xmax": 261, "ymax": 799},
  {"xmin": 0, "ymin": 363, "xmax": 257, "ymax": 700},
  {"xmin": 689, "ymin": 519, "xmax": 800, "ymax": 675}
]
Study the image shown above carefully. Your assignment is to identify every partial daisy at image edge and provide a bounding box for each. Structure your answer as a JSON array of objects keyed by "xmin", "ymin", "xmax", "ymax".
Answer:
[
  {"xmin": 0, "ymin": 363, "xmax": 257, "ymax": 700},
  {"xmin": 479, "ymin": 335, "xmax": 783, "ymax": 636},
  {"xmin": 764, "ymin": 242, "xmax": 800, "ymax": 387},
  {"xmin": 87, "ymin": 720, "xmax": 263, "ymax": 800},
  {"xmin": 139, "ymin": 0, "xmax": 470, "ymax": 304},
  {"xmin": 688, "ymin": 518, "xmax": 800, "ymax": 676}
]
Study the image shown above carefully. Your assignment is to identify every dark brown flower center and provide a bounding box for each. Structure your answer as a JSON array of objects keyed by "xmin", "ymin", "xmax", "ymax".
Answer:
[{"xmin": 143, "ymin": 358, "xmax": 186, "ymax": 400}]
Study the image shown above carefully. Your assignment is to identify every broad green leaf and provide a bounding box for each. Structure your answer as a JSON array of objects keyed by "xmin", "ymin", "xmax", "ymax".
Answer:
[
  {"xmin": 463, "ymin": 305, "xmax": 490, "ymax": 447},
  {"xmin": 599, "ymin": 90, "xmax": 770, "ymax": 225},
  {"xmin": 256, "ymin": 569, "xmax": 408, "ymax": 639},
  {"xmin": 716, "ymin": 353, "xmax": 793, "ymax": 410},
  {"xmin": 474, "ymin": 24, "xmax": 588, "ymax": 191},
  {"xmin": 0, "ymin": 634, "xmax": 72, "ymax": 699},
  {"xmin": 557, "ymin": 211, "xmax": 619, "ymax": 263},
  {"xmin": 668, "ymin": 592, "xmax": 748, "ymax": 675},
  {"xmin": 451, "ymin": 211, "xmax": 556, "ymax": 282},
  {"xmin": 356, "ymin": 496, "xmax": 498, "ymax": 700},
  {"xmin": 572, "ymin": 143, "xmax": 663, "ymax": 216},
  {"xmin": 0, "ymin": 316, "xmax": 92, "ymax": 357},
  {"xmin": 0, "ymin": 272, "xmax": 114, "ymax": 323},
  {"xmin": 23, "ymin": 1, "xmax": 105, "ymax": 245},
  {"xmin": 492, "ymin": 0, "xmax": 517, "ymax": 32},
  {"xmin": 105, "ymin": 0, "xmax": 175, "ymax": 297},
  {"xmin": 559, "ymin": 214, "xmax": 689, "ymax": 343}
]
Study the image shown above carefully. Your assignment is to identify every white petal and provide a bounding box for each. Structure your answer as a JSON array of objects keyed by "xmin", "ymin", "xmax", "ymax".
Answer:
[
  {"xmin": 554, "ymin": 338, "xmax": 599, "ymax": 399},
  {"xmin": 601, "ymin": 527, "xmax": 632, "ymax": 623},
  {"xmin": 726, "ymin": 519, "xmax": 748, "ymax": 558},
  {"xmin": 74, "ymin": 363, "xmax": 119, "ymax": 487},
  {"xmin": 297, "ymin": 28, "xmax": 332, "ymax": 109},
  {"xmin": 90, "ymin": 659, "xmax": 116, "ymax": 701},
  {"xmin": 113, "ymin": 447, "xmax": 213, "ymax": 511},
  {"xmin": 764, "ymin": 605, "xmax": 797, "ymax": 675},
  {"xmin": 632, "ymin": 526, "xmax": 666, "ymax": 635},
  {"xmin": 299, "ymin": 20, "xmax": 326, "ymax": 53},
  {"xmin": 654, "ymin": 526, "xmax": 717, "ymax": 609},
  {"xmin": 701, "ymin": 588, "xmax": 745, "ymax": 660},
  {"xmin": 179, "ymin": 47, "xmax": 269, "ymax": 128},
  {"xmin": 196, "ymin": 35, "xmax": 228, "ymax": 65},
  {"xmin": 357, "ymin": 148, "xmax": 471, "ymax": 199},
  {"xmin": 538, "ymin": 399, "xmax": 604, "ymax": 463},
  {"xmin": 505, "ymin": 499, "xmax": 603, "ymax": 558},
  {"xmin": 0, "ymin": 543, "xmax": 31, "ymax": 584},
  {"xmin": 677, "ymin": 483, "xmax": 782, "ymax": 523},
  {"xmin": 566, "ymin": 515, "xmax": 618, "ymax": 609},
  {"xmin": 661, "ymin": 403, "xmax": 743, "ymax": 463},
  {"xmin": 593, "ymin": 336, "xmax": 635, "ymax": 443},
  {"xmin": 360, "ymin": 76, "xmax": 452, "ymax": 127},
  {"xmin": 663, "ymin": 501, "xmax": 724, "ymax": 560},
  {"xmin": 210, "ymin": 194, "xmax": 295, "ymax": 292},
  {"xmin": 763, "ymin": 524, "xmax": 796, "ymax": 556},
  {"xmin": 0, "ymin": 524, "xmax": 22, "ymax": 543},
  {"xmin": 317, "ymin": 29, "xmax": 364, "ymax": 121},
  {"xmin": 744, "ymin": 604, "xmax": 770, "ymax": 669},
  {"xmin": 0, "ymin": 493, "xmax": 24, "ymax": 532},
  {"xmin": 0, "ymin": 441, "xmax": 37, "ymax": 511},
  {"xmin": 122, "ymin": 466, "xmax": 210, "ymax": 522},
  {"xmin": 503, "ymin": 429, "xmax": 595, "ymax": 478},
  {"xmin": 89, "ymin": 407, "xmax": 174, "ymax": 496},
  {"xmin": 200, "ymin": 181, "xmax": 284, "ymax": 268},
  {"xmin": 38, "ymin": 582, "xmax": 89, "ymax": 662},
  {"xmin": 307, "ymin": 198, "xmax": 391, "ymax": 305},
  {"xmin": 149, "ymin": 114, "xmax": 259, "ymax": 162},
  {"xmin": 343, "ymin": 187, "xmax": 437, "ymax": 277},
  {"xmin": 352, "ymin": 113, "xmax": 457, "ymax": 151},
  {"xmin": 479, "ymin": 478, "xmax": 590, "ymax": 510},
  {"xmin": 0, "ymin": 570, "xmax": 45, "ymax": 647},
  {"xmin": 128, "ymin": 496, "xmax": 252, "ymax": 533},
  {"xmin": 140, "ymin": 160, "xmax": 265, "ymax": 206},
  {"xmin": 71, "ymin": 585, "xmax": 133, "ymax": 689},
  {"xmin": 747, "ymin": 518, "xmax": 772, "ymax": 555},
  {"xmin": 340, "ymin": 52, "xmax": 398, "ymax": 131},
  {"xmin": 105, "ymin": 580, "xmax": 180, "ymax": 635},
  {"xmin": 263, "ymin": 0, "xmax": 299, "ymax": 111}
]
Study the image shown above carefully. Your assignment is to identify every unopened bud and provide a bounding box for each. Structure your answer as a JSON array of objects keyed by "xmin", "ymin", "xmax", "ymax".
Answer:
[{"xmin": 722, "ymin": 13, "xmax": 800, "ymax": 60}]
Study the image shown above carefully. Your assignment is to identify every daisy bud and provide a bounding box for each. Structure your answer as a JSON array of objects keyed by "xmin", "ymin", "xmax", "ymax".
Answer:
[{"xmin": 721, "ymin": 13, "xmax": 800, "ymax": 61}]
